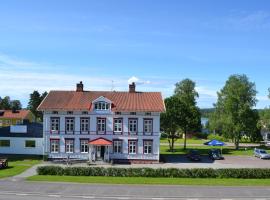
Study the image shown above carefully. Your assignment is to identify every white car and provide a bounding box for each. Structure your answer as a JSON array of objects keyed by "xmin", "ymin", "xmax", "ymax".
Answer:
[{"xmin": 254, "ymin": 148, "xmax": 270, "ymax": 159}]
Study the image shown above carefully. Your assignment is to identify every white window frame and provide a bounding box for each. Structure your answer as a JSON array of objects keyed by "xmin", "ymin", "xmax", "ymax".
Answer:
[
  {"xmin": 128, "ymin": 140, "xmax": 137, "ymax": 154},
  {"xmin": 50, "ymin": 139, "xmax": 59, "ymax": 153},
  {"xmin": 113, "ymin": 140, "xmax": 122, "ymax": 154},
  {"xmin": 66, "ymin": 118, "xmax": 74, "ymax": 133},
  {"xmin": 97, "ymin": 118, "xmax": 106, "ymax": 133},
  {"xmin": 129, "ymin": 119, "xmax": 137, "ymax": 134},
  {"xmin": 0, "ymin": 140, "xmax": 10, "ymax": 147},
  {"xmin": 94, "ymin": 101, "xmax": 110, "ymax": 111},
  {"xmin": 65, "ymin": 139, "xmax": 74, "ymax": 153},
  {"xmin": 144, "ymin": 140, "xmax": 153, "ymax": 154},
  {"xmin": 80, "ymin": 118, "xmax": 89, "ymax": 132},
  {"xmin": 114, "ymin": 118, "xmax": 122, "ymax": 134},
  {"xmin": 51, "ymin": 117, "xmax": 60, "ymax": 132},
  {"xmin": 80, "ymin": 139, "xmax": 89, "ymax": 153},
  {"xmin": 144, "ymin": 119, "xmax": 153, "ymax": 134}
]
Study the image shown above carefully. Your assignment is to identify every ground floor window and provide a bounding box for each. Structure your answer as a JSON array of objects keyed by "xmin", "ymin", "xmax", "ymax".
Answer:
[
  {"xmin": 0, "ymin": 140, "xmax": 10, "ymax": 147},
  {"xmin": 50, "ymin": 139, "xmax": 59, "ymax": 153},
  {"xmin": 113, "ymin": 140, "xmax": 122, "ymax": 154},
  {"xmin": 25, "ymin": 140, "xmax": 36, "ymax": 148},
  {"xmin": 80, "ymin": 139, "xmax": 89, "ymax": 153},
  {"xmin": 144, "ymin": 140, "xmax": 153, "ymax": 154},
  {"xmin": 65, "ymin": 139, "xmax": 74, "ymax": 153},
  {"xmin": 128, "ymin": 140, "xmax": 137, "ymax": 154}
]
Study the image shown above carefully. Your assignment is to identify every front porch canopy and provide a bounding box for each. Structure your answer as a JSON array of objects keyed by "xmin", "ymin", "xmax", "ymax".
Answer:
[{"xmin": 88, "ymin": 137, "xmax": 112, "ymax": 146}]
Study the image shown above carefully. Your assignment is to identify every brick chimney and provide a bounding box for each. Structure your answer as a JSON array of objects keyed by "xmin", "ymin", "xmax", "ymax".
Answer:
[
  {"xmin": 76, "ymin": 81, "xmax": 84, "ymax": 92},
  {"xmin": 129, "ymin": 82, "xmax": 136, "ymax": 93}
]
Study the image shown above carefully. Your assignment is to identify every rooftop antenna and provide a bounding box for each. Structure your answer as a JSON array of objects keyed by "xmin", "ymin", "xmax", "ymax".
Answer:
[{"xmin": 111, "ymin": 80, "xmax": 115, "ymax": 91}]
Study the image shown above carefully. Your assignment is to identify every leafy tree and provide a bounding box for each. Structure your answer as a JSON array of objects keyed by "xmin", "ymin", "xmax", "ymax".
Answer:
[
  {"xmin": 10, "ymin": 100, "xmax": 22, "ymax": 111},
  {"xmin": 28, "ymin": 91, "xmax": 47, "ymax": 121},
  {"xmin": 174, "ymin": 79, "xmax": 201, "ymax": 150},
  {"xmin": 213, "ymin": 74, "xmax": 258, "ymax": 149},
  {"xmin": 0, "ymin": 96, "xmax": 11, "ymax": 110},
  {"xmin": 161, "ymin": 96, "xmax": 183, "ymax": 152}
]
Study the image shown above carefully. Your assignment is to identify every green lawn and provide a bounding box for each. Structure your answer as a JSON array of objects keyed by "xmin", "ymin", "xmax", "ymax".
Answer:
[
  {"xmin": 27, "ymin": 175, "xmax": 270, "ymax": 186},
  {"xmin": 159, "ymin": 145, "xmax": 262, "ymax": 156},
  {"xmin": 160, "ymin": 138, "xmax": 206, "ymax": 144},
  {"xmin": 0, "ymin": 155, "xmax": 42, "ymax": 179}
]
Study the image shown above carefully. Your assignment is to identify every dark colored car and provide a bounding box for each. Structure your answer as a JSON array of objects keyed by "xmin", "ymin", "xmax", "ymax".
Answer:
[
  {"xmin": 208, "ymin": 149, "xmax": 224, "ymax": 160},
  {"xmin": 187, "ymin": 150, "xmax": 201, "ymax": 161},
  {"xmin": 0, "ymin": 158, "xmax": 8, "ymax": 169}
]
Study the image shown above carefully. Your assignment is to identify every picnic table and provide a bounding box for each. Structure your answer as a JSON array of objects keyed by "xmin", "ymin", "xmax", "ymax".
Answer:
[{"xmin": 0, "ymin": 158, "xmax": 8, "ymax": 169}]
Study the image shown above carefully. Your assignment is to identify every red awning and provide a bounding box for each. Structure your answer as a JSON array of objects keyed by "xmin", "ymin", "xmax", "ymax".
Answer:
[{"xmin": 88, "ymin": 138, "xmax": 112, "ymax": 146}]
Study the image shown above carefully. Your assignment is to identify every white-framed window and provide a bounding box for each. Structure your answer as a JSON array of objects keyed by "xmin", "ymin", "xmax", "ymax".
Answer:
[
  {"xmin": 80, "ymin": 118, "xmax": 89, "ymax": 132},
  {"xmin": 0, "ymin": 120, "xmax": 3, "ymax": 127},
  {"xmin": 5, "ymin": 120, "xmax": 11, "ymax": 125},
  {"xmin": 128, "ymin": 140, "xmax": 137, "ymax": 154},
  {"xmin": 144, "ymin": 119, "xmax": 153, "ymax": 134},
  {"xmin": 51, "ymin": 117, "xmax": 60, "ymax": 132},
  {"xmin": 65, "ymin": 118, "xmax": 74, "ymax": 132},
  {"xmin": 97, "ymin": 118, "xmax": 106, "ymax": 132},
  {"xmin": 80, "ymin": 139, "xmax": 89, "ymax": 153},
  {"xmin": 144, "ymin": 140, "xmax": 153, "ymax": 154},
  {"xmin": 65, "ymin": 139, "xmax": 74, "ymax": 153},
  {"xmin": 67, "ymin": 111, "xmax": 73, "ymax": 115},
  {"xmin": 16, "ymin": 120, "xmax": 22, "ymax": 125},
  {"xmin": 50, "ymin": 139, "xmax": 59, "ymax": 153},
  {"xmin": 113, "ymin": 140, "xmax": 122, "ymax": 154},
  {"xmin": 129, "ymin": 119, "xmax": 137, "ymax": 134},
  {"xmin": 94, "ymin": 101, "xmax": 110, "ymax": 111},
  {"xmin": 0, "ymin": 140, "xmax": 10, "ymax": 147},
  {"xmin": 114, "ymin": 118, "xmax": 122, "ymax": 133},
  {"xmin": 25, "ymin": 140, "xmax": 36, "ymax": 148}
]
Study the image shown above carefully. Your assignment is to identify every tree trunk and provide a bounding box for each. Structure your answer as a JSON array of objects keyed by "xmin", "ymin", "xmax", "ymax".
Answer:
[
  {"xmin": 171, "ymin": 137, "xmax": 175, "ymax": 152},
  {"xmin": 184, "ymin": 129, "xmax": 187, "ymax": 150},
  {"xmin": 234, "ymin": 133, "xmax": 240, "ymax": 150}
]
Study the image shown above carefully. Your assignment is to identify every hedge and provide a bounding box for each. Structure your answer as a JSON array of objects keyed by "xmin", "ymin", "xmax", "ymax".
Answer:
[{"xmin": 37, "ymin": 166, "xmax": 270, "ymax": 179}]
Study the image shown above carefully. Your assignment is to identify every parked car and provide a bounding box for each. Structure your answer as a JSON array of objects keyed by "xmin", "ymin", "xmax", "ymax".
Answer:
[
  {"xmin": 208, "ymin": 149, "xmax": 224, "ymax": 160},
  {"xmin": 187, "ymin": 150, "xmax": 201, "ymax": 161},
  {"xmin": 0, "ymin": 158, "xmax": 8, "ymax": 169},
  {"xmin": 254, "ymin": 148, "xmax": 270, "ymax": 159}
]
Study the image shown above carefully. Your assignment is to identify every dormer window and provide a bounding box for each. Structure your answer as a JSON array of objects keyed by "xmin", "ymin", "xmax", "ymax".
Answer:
[{"xmin": 94, "ymin": 101, "xmax": 110, "ymax": 111}]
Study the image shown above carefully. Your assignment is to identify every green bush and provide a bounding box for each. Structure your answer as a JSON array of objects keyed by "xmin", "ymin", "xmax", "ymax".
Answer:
[
  {"xmin": 207, "ymin": 134, "xmax": 225, "ymax": 141},
  {"xmin": 36, "ymin": 166, "xmax": 270, "ymax": 179}
]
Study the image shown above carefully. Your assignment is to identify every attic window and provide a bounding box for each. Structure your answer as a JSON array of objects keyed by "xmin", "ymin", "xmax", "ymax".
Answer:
[
  {"xmin": 115, "ymin": 112, "xmax": 121, "ymax": 115},
  {"xmin": 130, "ymin": 112, "xmax": 136, "ymax": 115},
  {"xmin": 94, "ymin": 101, "xmax": 110, "ymax": 111},
  {"xmin": 67, "ymin": 111, "xmax": 73, "ymax": 115},
  {"xmin": 52, "ymin": 111, "xmax": 58, "ymax": 114},
  {"xmin": 145, "ymin": 112, "xmax": 151, "ymax": 116},
  {"xmin": 82, "ymin": 111, "xmax": 88, "ymax": 115}
]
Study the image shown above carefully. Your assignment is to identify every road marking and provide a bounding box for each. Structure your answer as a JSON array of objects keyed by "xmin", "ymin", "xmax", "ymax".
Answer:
[
  {"xmin": 48, "ymin": 194, "xmax": 61, "ymax": 198},
  {"xmin": 15, "ymin": 193, "xmax": 28, "ymax": 196}
]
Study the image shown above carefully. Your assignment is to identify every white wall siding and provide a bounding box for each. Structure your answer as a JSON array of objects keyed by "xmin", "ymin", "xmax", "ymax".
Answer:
[{"xmin": 0, "ymin": 137, "xmax": 43, "ymax": 155}]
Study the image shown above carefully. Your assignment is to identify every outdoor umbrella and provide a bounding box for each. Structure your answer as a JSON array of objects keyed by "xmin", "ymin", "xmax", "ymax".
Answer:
[{"xmin": 204, "ymin": 139, "xmax": 225, "ymax": 154}]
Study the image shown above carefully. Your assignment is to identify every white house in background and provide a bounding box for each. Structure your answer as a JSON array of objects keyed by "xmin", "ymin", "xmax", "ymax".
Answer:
[
  {"xmin": 0, "ymin": 123, "xmax": 43, "ymax": 155},
  {"xmin": 38, "ymin": 82, "xmax": 165, "ymax": 163}
]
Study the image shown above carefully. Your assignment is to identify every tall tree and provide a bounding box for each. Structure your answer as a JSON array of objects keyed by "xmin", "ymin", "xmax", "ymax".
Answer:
[
  {"xmin": 214, "ymin": 74, "xmax": 258, "ymax": 149},
  {"xmin": 28, "ymin": 91, "xmax": 47, "ymax": 121},
  {"xmin": 10, "ymin": 100, "xmax": 22, "ymax": 111},
  {"xmin": 0, "ymin": 96, "xmax": 11, "ymax": 110},
  {"xmin": 174, "ymin": 79, "xmax": 201, "ymax": 150},
  {"xmin": 161, "ymin": 96, "xmax": 183, "ymax": 152}
]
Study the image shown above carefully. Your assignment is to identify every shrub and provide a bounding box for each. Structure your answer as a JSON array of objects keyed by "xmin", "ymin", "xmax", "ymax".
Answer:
[
  {"xmin": 36, "ymin": 166, "xmax": 270, "ymax": 179},
  {"xmin": 207, "ymin": 134, "xmax": 225, "ymax": 142}
]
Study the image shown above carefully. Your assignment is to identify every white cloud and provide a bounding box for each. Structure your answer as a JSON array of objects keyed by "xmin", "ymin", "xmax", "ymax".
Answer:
[{"xmin": 128, "ymin": 76, "xmax": 151, "ymax": 85}]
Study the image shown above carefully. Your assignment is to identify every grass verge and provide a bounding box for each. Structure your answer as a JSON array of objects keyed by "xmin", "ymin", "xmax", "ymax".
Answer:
[
  {"xmin": 0, "ymin": 155, "xmax": 42, "ymax": 179},
  {"xmin": 27, "ymin": 175, "xmax": 270, "ymax": 186}
]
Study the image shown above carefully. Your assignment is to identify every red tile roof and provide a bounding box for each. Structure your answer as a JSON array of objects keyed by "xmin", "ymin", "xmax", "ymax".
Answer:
[
  {"xmin": 0, "ymin": 110, "xmax": 31, "ymax": 119},
  {"xmin": 38, "ymin": 91, "xmax": 165, "ymax": 112},
  {"xmin": 89, "ymin": 138, "xmax": 112, "ymax": 146}
]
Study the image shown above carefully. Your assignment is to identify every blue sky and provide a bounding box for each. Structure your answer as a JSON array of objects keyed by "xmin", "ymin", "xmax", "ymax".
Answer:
[{"xmin": 0, "ymin": 0, "xmax": 270, "ymax": 108}]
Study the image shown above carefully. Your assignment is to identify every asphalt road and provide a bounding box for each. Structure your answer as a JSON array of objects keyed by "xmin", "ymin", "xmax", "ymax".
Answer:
[{"xmin": 0, "ymin": 179, "xmax": 270, "ymax": 200}]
